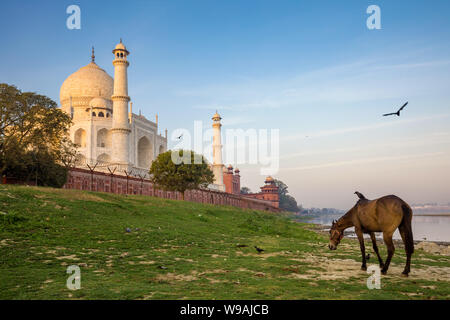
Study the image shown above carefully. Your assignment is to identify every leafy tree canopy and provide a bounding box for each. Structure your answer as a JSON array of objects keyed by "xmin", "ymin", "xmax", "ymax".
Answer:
[
  {"xmin": 0, "ymin": 83, "xmax": 75, "ymax": 187},
  {"xmin": 273, "ymin": 179, "xmax": 301, "ymax": 212},
  {"xmin": 149, "ymin": 150, "xmax": 214, "ymax": 199},
  {"xmin": 240, "ymin": 186, "xmax": 251, "ymax": 194}
]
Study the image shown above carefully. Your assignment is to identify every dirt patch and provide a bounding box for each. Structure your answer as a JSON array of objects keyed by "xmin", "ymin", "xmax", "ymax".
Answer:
[
  {"xmin": 141, "ymin": 293, "xmax": 154, "ymax": 300},
  {"xmin": 0, "ymin": 239, "xmax": 16, "ymax": 247},
  {"xmin": 138, "ymin": 261, "xmax": 155, "ymax": 265},
  {"xmin": 155, "ymin": 273, "xmax": 198, "ymax": 282},
  {"xmin": 188, "ymin": 269, "xmax": 228, "ymax": 277},
  {"xmin": 56, "ymin": 255, "xmax": 79, "ymax": 261},
  {"xmin": 285, "ymin": 253, "xmax": 450, "ymax": 282},
  {"xmin": 93, "ymin": 269, "xmax": 105, "ymax": 273},
  {"xmin": 236, "ymin": 251, "xmax": 287, "ymax": 259},
  {"xmin": 175, "ymin": 257, "xmax": 194, "ymax": 262}
]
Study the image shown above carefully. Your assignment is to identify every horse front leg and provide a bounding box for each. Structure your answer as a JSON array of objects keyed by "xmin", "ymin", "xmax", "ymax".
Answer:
[
  {"xmin": 381, "ymin": 232, "xmax": 395, "ymax": 275},
  {"xmin": 370, "ymin": 232, "xmax": 384, "ymax": 269},
  {"xmin": 355, "ymin": 227, "xmax": 367, "ymax": 271}
]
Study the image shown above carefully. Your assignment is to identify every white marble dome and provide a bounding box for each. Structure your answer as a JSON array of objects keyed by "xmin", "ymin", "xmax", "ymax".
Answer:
[{"xmin": 60, "ymin": 62, "xmax": 113, "ymax": 105}]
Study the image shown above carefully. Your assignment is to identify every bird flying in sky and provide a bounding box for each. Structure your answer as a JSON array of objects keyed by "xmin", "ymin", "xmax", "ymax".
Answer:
[{"xmin": 383, "ymin": 102, "xmax": 408, "ymax": 117}]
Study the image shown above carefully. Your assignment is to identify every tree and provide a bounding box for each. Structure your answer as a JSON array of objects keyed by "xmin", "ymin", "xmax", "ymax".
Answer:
[
  {"xmin": 273, "ymin": 179, "xmax": 300, "ymax": 212},
  {"xmin": 0, "ymin": 83, "xmax": 75, "ymax": 187},
  {"xmin": 280, "ymin": 194, "xmax": 299, "ymax": 212},
  {"xmin": 149, "ymin": 150, "xmax": 214, "ymax": 199},
  {"xmin": 240, "ymin": 186, "xmax": 251, "ymax": 194}
]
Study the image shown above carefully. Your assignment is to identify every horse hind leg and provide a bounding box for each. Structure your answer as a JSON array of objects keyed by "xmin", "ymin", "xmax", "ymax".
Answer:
[
  {"xmin": 370, "ymin": 232, "xmax": 384, "ymax": 269},
  {"xmin": 399, "ymin": 225, "xmax": 413, "ymax": 277},
  {"xmin": 381, "ymin": 232, "xmax": 395, "ymax": 275}
]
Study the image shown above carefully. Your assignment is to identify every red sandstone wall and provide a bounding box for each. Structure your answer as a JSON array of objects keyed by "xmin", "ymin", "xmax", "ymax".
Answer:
[
  {"xmin": 64, "ymin": 168, "xmax": 280, "ymax": 212},
  {"xmin": 244, "ymin": 192, "xmax": 279, "ymax": 208}
]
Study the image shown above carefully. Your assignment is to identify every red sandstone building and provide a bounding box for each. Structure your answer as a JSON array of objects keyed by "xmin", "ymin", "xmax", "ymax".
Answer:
[
  {"xmin": 242, "ymin": 176, "xmax": 280, "ymax": 208},
  {"xmin": 222, "ymin": 164, "xmax": 279, "ymax": 208},
  {"xmin": 223, "ymin": 165, "xmax": 241, "ymax": 195}
]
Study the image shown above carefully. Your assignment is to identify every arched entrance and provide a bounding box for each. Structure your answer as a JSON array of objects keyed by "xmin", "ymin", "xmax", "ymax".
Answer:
[
  {"xmin": 97, "ymin": 128, "xmax": 111, "ymax": 148},
  {"xmin": 74, "ymin": 128, "xmax": 87, "ymax": 147},
  {"xmin": 137, "ymin": 136, "xmax": 153, "ymax": 169}
]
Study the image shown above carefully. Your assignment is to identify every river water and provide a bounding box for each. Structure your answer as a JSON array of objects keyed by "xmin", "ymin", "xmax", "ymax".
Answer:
[{"xmin": 301, "ymin": 214, "xmax": 450, "ymax": 243}]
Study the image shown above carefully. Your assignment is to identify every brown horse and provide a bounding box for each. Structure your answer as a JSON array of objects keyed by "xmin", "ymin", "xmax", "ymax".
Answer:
[{"xmin": 328, "ymin": 192, "xmax": 414, "ymax": 276}]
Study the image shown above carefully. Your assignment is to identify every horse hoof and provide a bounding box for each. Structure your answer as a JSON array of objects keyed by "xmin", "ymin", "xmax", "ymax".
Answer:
[
  {"xmin": 381, "ymin": 270, "xmax": 387, "ymax": 275},
  {"xmin": 401, "ymin": 272, "xmax": 409, "ymax": 277},
  {"xmin": 361, "ymin": 266, "xmax": 367, "ymax": 271}
]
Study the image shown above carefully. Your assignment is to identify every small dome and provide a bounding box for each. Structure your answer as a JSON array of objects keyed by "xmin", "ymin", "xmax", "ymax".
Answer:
[
  {"xmin": 113, "ymin": 40, "xmax": 130, "ymax": 55},
  {"xmin": 89, "ymin": 97, "xmax": 108, "ymax": 109},
  {"xmin": 265, "ymin": 176, "xmax": 274, "ymax": 183},
  {"xmin": 212, "ymin": 111, "xmax": 222, "ymax": 121},
  {"xmin": 234, "ymin": 168, "xmax": 240, "ymax": 173},
  {"xmin": 115, "ymin": 42, "xmax": 126, "ymax": 50}
]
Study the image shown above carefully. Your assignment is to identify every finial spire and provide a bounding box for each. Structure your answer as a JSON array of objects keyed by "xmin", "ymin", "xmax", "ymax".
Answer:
[
  {"xmin": 120, "ymin": 38, "xmax": 122, "ymax": 43},
  {"xmin": 91, "ymin": 46, "xmax": 95, "ymax": 62}
]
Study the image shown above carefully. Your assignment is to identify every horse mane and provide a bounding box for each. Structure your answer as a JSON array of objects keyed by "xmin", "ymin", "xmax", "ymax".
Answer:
[{"xmin": 354, "ymin": 191, "xmax": 368, "ymax": 201}]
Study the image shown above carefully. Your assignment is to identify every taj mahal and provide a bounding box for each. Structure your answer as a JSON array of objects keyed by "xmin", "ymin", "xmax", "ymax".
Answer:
[{"xmin": 60, "ymin": 40, "xmax": 168, "ymax": 176}]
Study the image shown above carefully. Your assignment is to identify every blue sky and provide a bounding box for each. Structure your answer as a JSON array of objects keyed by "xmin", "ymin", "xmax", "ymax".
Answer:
[{"xmin": 1, "ymin": 0, "xmax": 450, "ymax": 208}]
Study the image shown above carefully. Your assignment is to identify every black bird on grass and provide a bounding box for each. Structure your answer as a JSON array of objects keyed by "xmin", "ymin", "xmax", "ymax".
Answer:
[
  {"xmin": 254, "ymin": 246, "xmax": 265, "ymax": 254},
  {"xmin": 383, "ymin": 102, "xmax": 408, "ymax": 117}
]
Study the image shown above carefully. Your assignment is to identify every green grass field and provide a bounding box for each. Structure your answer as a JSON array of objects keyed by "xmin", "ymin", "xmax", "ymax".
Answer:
[{"xmin": 1, "ymin": 185, "xmax": 449, "ymax": 299}]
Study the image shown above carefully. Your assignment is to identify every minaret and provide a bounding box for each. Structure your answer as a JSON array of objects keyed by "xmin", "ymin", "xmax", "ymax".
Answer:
[
  {"xmin": 111, "ymin": 39, "xmax": 131, "ymax": 166},
  {"xmin": 212, "ymin": 111, "xmax": 224, "ymax": 189}
]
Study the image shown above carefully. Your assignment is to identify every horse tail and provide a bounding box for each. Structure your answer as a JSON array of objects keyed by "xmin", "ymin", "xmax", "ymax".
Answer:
[{"xmin": 400, "ymin": 203, "xmax": 414, "ymax": 254}]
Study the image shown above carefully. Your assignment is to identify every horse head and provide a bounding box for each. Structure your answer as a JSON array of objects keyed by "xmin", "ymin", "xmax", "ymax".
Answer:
[{"xmin": 328, "ymin": 219, "xmax": 344, "ymax": 250}]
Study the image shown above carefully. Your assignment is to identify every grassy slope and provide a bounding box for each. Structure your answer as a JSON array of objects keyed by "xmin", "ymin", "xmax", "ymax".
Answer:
[{"xmin": 0, "ymin": 185, "xmax": 449, "ymax": 300}]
